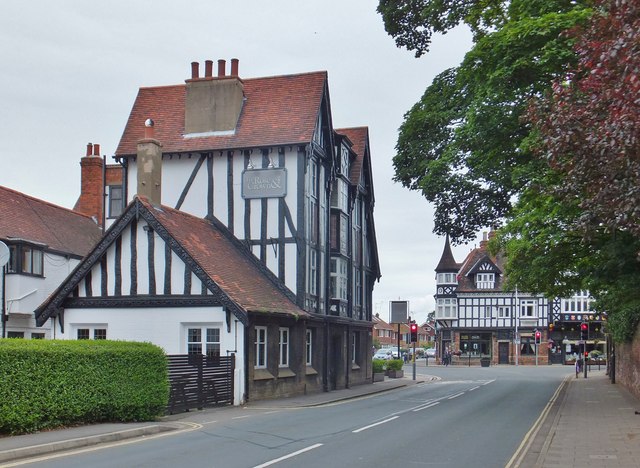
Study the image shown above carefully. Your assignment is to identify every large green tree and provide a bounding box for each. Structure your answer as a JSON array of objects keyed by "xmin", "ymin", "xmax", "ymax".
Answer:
[
  {"xmin": 379, "ymin": 0, "xmax": 640, "ymax": 341},
  {"xmin": 511, "ymin": 0, "xmax": 640, "ymax": 341},
  {"xmin": 381, "ymin": 0, "xmax": 592, "ymax": 242}
]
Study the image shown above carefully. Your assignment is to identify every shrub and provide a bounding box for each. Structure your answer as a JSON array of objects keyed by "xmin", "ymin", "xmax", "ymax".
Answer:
[
  {"xmin": 372, "ymin": 359, "xmax": 386, "ymax": 373},
  {"xmin": 387, "ymin": 359, "xmax": 404, "ymax": 371},
  {"xmin": 0, "ymin": 339, "xmax": 169, "ymax": 434}
]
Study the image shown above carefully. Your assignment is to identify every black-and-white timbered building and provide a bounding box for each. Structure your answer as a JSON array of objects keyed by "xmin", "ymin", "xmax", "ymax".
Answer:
[
  {"xmin": 434, "ymin": 232, "xmax": 606, "ymax": 365},
  {"xmin": 35, "ymin": 59, "xmax": 381, "ymax": 403}
]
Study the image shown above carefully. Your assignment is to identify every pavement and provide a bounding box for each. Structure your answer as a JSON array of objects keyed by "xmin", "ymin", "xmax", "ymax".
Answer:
[{"xmin": 1, "ymin": 368, "xmax": 638, "ymax": 467}]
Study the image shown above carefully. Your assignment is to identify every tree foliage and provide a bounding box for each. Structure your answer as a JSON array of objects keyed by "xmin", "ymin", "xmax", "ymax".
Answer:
[
  {"xmin": 377, "ymin": 0, "xmax": 510, "ymax": 57},
  {"xmin": 531, "ymin": 0, "xmax": 640, "ymax": 238},
  {"xmin": 381, "ymin": 0, "xmax": 640, "ymax": 341},
  {"xmin": 387, "ymin": 0, "xmax": 591, "ymax": 242},
  {"xmin": 522, "ymin": 0, "xmax": 640, "ymax": 341}
]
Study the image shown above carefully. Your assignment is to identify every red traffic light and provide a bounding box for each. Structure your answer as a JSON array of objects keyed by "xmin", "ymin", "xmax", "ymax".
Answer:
[
  {"xmin": 580, "ymin": 322, "xmax": 588, "ymax": 331},
  {"xmin": 410, "ymin": 323, "xmax": 418, "ymax": 332},
  {"xmin": 585, "ymin": 351, "xmax": 589, "ymax": 358},
  {"xmin": 535, "ymin": 331, "xmax": 541, "ymax": 339}
]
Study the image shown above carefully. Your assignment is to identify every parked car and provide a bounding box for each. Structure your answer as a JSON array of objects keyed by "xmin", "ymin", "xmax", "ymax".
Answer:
[
  {"xmin": 373, "ymin": 348, "xmax": 395, "ymax": 360},
  {"xmin": 426, "ymin": 348, "xmax": 436, "ymax": 358},
  {"xmin": 373, "ymin": 349, "xmax": 393, "ymax": 360}
]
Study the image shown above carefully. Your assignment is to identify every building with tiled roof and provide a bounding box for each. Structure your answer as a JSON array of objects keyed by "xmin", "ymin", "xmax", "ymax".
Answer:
[
  {"xmin": 433, "ymin": 232, "xmax": 605, "ymax": 366},
  {"xmin": 36, "ymin": 59, "xmax": 381, "ymax": 403},
  {"xmin": 0, "ymin": 185, "xmax": 102, "ymax": 338}
]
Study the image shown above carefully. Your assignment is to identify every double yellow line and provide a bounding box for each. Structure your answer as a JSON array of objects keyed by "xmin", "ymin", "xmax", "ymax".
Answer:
[{"xmin": 505, "ymin": 374, "xmax": 570, "ymax": 468}]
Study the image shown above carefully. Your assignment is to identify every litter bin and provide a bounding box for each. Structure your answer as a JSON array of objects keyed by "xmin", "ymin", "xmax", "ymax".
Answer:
[{"xmin": 480, "ymin": 357, "xmax": 490, "ymax": 367}]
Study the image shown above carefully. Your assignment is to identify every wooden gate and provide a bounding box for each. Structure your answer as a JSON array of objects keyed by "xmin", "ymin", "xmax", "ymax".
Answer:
[{"xmin": 167, "ymin": 354, "xmax": 235, "ymax": 413}]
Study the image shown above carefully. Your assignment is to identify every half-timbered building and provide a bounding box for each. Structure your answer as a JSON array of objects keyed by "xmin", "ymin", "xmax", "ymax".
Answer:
[
  {"xmin": 434, "ymin": 232, "xmax": 607, "ymax": 365},
  {"xmin": 35, "ymin": 59, "xmax": 381, "ymax": 402},
  {"xmin": 434, "ymin": 232, "xmax": 552, "ymax": 365}
]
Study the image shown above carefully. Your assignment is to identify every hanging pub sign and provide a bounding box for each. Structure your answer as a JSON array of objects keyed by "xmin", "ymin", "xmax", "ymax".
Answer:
[{"xmin": 242, "ymin": 168, "xmax": 287, "ymax": 199}]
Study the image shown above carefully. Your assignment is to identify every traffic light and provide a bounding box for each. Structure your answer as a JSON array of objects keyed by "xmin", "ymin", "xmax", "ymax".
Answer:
[
  {"xmin": 410, "ymin": 322, "xmax": 418, "ymax": 343},
  {"xmin": 534, "ymin": 330, "xmax": 541, "ymax": 345},
  {"xmin": 580, "ymin": 322, "xmax": 589, "ymax": 340}
]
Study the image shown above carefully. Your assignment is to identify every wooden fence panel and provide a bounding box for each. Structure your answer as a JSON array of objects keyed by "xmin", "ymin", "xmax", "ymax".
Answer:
[{"xmin": 167, "ymin": 354, "xmax": 235, "ymax": 413}]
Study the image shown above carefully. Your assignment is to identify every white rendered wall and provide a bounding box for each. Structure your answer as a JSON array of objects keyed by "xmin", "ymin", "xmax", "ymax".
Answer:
[{"xmin": 54, "ymin": 306, "xmax": 246, "ymax": 404}]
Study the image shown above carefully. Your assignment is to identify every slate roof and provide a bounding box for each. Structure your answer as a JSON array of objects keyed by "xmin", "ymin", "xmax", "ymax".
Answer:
[
  {"xmin": 435, "ymin": 234, "xmax": 460, "ymax": 272},
  {"xmin": 115, "ymin": 71, "xmax": 328, "ymax": 156},
  {"xmin": 0, "ymin": 185, "xmax": 102, "ymax": 257}
]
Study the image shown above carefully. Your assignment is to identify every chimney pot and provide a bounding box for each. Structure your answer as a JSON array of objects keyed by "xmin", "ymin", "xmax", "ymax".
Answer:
[
  {"xmin": 93, "ymin": 143, "xmax": 100, "ymax": 156},
  {"xmin": 144, "ymin": 118, "xmax": 155, "ymax": 139},
  {"xmin": 205, "ymin": 60, "xmax": 213, "ymax": 78},
  {"xmin": 191, "ymin": 61, "xmax": 200, "ymax": 80},
  {"xmin": 217, "ymin": 59, "xmax": 226, "ymax": 77},
  {"xmin": 230, "ymin": 58, "xmax": 239, "ymax": 76},
  {"xmin": 86, "ymin": 143, "xmax": 93, "ymax": 157}
]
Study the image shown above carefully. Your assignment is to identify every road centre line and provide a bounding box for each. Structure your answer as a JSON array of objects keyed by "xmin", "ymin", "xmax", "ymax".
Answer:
[
  {"xmin": 352, "ymin": 416, "xmax": 399, "ymax": 433},
  {"xmin": 253, "ymin": 443, "xmax": 323, "ymax": 468},
  {"xmin": 469, "ymin": 386, "xmax": 480, "ymax": 391},
  {"xmin": 412, "ymin": 402, "xmax": 440, "ymax": 412},
  {"xmin": 448, "ymin": 392, "xmax": 465, "ymax": 400}
]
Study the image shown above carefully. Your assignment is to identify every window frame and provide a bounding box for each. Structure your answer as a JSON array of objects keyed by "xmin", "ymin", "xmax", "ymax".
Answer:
[
  {"xmin": 279, "ymin": 327, "xmax": 289, "ymax": 368},
  {"xmin": 520, "ymin": 300, "xmax": 537, "ymax": 318},
  {"xmin": 186, "ymin": 326, "xmax": 221, "ymax": 357},
  {"xmin": 255, "ymin": 326, "xmax": 267, "ymax": 369},
  {"xmin": 75, "ymin": 326, "xmax": 107, "ymax": 340},
  {"xmin": 7, "ymin": 243, "xmax": 44, "ymax": 277},
  {"xmin": 306, "ymin": 329, "xmax": 313, "ymax": 366},
  {"xmin": 108, "ymin": 185, "xmax": 124, "ymax": 218}
]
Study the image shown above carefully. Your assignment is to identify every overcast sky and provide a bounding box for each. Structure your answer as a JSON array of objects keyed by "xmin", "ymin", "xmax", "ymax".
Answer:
[{"xmin": 0, "ymin": 0, "xmax": 481, "ymax": 324}]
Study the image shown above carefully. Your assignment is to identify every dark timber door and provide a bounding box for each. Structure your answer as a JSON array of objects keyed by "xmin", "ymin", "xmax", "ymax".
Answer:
[{"xmin": 498, "ymin": 342, "xmax": 510, "ymax": 364}]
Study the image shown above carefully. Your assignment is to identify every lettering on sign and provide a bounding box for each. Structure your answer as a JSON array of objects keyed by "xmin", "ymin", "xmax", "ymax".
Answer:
[{"xmin": 242, "ymin": 168, "xmax": 287, "ymax": 199}]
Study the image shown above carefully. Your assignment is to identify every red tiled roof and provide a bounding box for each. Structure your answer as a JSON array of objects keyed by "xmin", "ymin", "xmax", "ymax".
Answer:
[
  {"xmin": 455, "ymin": 245, "xmax": 506, "ymax": 293},
  {"xmin": 0, "ymin": 185, "xmax": 103, "ymax": 256},
  {"xmin": 337, "ymin": 127, "xmax": 368, "ymax": 186},
  {"xmin": 115, "ymin": 72, "xmax": 328, "ymax": 156},
  {"xmin": 140, "ymin": 197, "xmax": 308, "ymax": 318}
]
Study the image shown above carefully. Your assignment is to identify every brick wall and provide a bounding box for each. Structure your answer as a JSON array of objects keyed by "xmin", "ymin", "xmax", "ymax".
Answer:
[{"xmin": 615, "ymin": 323, "xmax": 640, "ymax": 400}]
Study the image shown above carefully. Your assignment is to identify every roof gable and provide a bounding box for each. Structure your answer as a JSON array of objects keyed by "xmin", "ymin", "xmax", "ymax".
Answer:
[
  {"xmin": 35, "ymin": 197, "xmax": 308, "ymax": 326},
  {"xmin": 466, "ymin": 256, "xmax": 501, "ymax": 276}
]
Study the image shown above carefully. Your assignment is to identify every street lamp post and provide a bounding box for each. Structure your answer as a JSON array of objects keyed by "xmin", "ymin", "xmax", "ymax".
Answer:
[{"xmin": 515, "ymin": 285, "xmax": 519, "ymax": 366}]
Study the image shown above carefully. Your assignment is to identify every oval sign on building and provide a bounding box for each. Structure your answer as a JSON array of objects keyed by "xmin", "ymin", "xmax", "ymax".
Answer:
[
  {"xmin": 242, "ymin": 168, "xmax": 287, "ymax": 199},
  {"xmin": 0, "ymin": 241, "xmax": 9, "ymax": 268}
]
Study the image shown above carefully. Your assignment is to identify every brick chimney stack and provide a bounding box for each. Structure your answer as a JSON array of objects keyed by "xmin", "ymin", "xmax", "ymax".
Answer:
[
  {"xmin": 74, "ymin": 142, "xmax": 104, "ymax": 224},
  {"xmin": 137, "ymin": 119, "xmax": 163, "ymax": 206}
]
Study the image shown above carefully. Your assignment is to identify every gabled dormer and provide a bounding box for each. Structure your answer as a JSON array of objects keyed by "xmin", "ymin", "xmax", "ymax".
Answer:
[{"xmin": 466, "ymin": 256, "xmax": 501, "ymax": 289}]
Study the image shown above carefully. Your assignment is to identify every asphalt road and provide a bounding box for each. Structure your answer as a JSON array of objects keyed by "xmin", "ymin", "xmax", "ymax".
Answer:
[{"xmin": 19, "ymin": 365, "xmax": 570, "ymax": 468}]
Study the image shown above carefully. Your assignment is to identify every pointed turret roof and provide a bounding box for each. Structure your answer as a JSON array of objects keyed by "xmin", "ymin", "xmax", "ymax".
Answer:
[{"xmin": 435, "ymin": 234, "xmax": 460, "ymax": 272}]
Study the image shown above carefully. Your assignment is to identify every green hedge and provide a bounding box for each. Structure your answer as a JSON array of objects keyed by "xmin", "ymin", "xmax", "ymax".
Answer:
[{"xmin": 0, "ymin": 339, "xmax": 169, "ymax": 434}]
